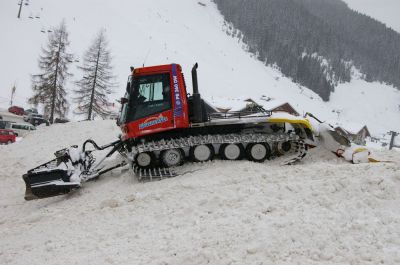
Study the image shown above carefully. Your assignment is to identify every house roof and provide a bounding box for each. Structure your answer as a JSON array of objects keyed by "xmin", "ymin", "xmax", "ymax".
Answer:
[
  {"xmin": 208, "ymin": 96, "xmax": 296, "ymax": 114},
  {"xmin": 269, "ymin": 102, "xmax": 300, "ymax": 115},
  {"xmin": 335, "ymin": 123, "xmax": 371, "ymax": 137}
]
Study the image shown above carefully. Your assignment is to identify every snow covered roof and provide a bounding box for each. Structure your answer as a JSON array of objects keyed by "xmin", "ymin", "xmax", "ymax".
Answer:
[
  {"xmin": 208, "ymin": 96, "xmax": 293, "ymax": 113},
  {"xmin": 335, "ymin": 123, "xmax": 371, "ymax": 136}
]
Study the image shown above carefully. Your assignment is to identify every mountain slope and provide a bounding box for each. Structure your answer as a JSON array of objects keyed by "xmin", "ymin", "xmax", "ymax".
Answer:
[
  {"xmin": 213, "ymin": 0, "xmax": 400, "ymax": 101},
  {"xmin": 0, "ymin": 0, "xmax": 399, "ymax": 134}
]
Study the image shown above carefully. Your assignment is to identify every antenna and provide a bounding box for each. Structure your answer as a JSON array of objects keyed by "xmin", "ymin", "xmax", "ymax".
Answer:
[{"xmin": 142, "ymin": 47, "xmax": 152, "ymax": 67}]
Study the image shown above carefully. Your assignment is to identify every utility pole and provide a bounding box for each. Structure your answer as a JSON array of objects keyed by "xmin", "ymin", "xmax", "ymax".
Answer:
[
  {"xmin": 389, "ymin": 131, "xmax": 399, "ymax": 150},
  {"xmin": 17, "ymin": 0, "xmax": 24, "ymax": 19},
  {"xmin": 10, "ymin": 84, "xmax": 16, "ymax": 106}
]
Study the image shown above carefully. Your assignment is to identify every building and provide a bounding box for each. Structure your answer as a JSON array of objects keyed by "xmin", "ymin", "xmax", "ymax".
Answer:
[
  {"xmin": 211, "ymin": 96, "xmax": 301, "ymax": 117},
  {"xmin": 239, "ymin": 98, "xmax": 300, "ymax": 116},
  {"xmin": 269, "ymin": 102, "xmax": 300, "ymax": 116},
  {"xmin": 335, "ymin": 125, "xmax": 371, "ymax": 145}
]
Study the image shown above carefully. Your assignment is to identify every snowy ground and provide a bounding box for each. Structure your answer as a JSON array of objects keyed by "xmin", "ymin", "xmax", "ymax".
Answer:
[{"xmin": 1, "ymin": 120, "xmax": 400, "ymax": 265}]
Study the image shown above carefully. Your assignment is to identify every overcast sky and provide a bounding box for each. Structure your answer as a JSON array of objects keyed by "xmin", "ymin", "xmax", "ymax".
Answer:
[{"xmin": 342, "ymin": 0, "xmax": 400, "ymax": 33}]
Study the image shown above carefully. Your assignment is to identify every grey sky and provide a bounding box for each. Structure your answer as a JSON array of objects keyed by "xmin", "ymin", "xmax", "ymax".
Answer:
[{"xmin": 342, "ymin": 0, "xmax": 400, "ymax": 33}]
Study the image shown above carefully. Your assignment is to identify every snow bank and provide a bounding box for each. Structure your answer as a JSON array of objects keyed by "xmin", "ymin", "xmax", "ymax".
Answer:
[{"xmin": 1, "ymin": 120, "xmax": 400, "ymax": 264}]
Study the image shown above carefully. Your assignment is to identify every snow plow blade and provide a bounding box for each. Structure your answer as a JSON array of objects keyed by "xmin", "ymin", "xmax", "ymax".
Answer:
[
  {"xmin": 23, "ymin": 169, "xmax": 80, "ymax": 200},
  {"xmin": 22, "ymin": 139, "xmax": 126, "ymax": 201}
]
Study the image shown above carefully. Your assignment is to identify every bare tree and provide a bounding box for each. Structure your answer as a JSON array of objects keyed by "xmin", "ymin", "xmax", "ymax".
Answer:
[
  {"xmin": 29, "ymin": 20, "xmax": 73, "ymax": 123},
  {"xmin": 74, "ymin": 29, "xmax": 116, "ymax": 120}
]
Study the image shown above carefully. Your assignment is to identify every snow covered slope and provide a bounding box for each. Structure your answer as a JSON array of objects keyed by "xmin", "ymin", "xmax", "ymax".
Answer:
[
  {"xmin": 0, "ymin": 0, "xmax": 399, "ymax": 135},
  {"xmin": 329, "ymin": 77, "xmax": 400, "ymax": 135},
  {"xmin": 1, "ymin": 120, "xmax": 400, "ymax": 264}
]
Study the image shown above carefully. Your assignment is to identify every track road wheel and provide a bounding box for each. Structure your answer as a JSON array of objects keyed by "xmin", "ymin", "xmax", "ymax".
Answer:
[
  {"xmin": 190, "ymin": 144, "xmax": 215, "ymax": 162},
  {"xmin": 246, "ymin": 143, "xmax": 271, "ymax": 162},
  {"xmin": 135, "ymin": 152, "xmax": 155, "ymax": 169},
  {"xmin": 276, "ymin": 141, "xmax": 292, "ymax": 155},
  {"xmin": 281, "ymin": 141, "xmax": 291, "ymax": 152},
  {"xmin": 161, "ymin": 149, "xmax": 184, "ymax": 167},
  {"xmin": 220, "ymin": 143, "xmax": 244, "ymax": 160}
]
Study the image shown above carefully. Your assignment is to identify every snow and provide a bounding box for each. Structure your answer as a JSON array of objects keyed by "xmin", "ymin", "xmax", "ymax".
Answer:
[
  {"xmin": 209, "ymin": 96, "xmax": 288, "ymax": 113},
  {"xmin": 0, "ymin": 0, "xmax": 399, "ymax": 136},
  {"xmin": 1, "ymin": 119, "xmax": 400, "ymax": 264},
  {"xmin": 0, "ymin": 111, "xmax": 25, "ymax": 124},
  {"xmin": 329, "ymin": 77, "xmax": 400, "ymax": 135}
]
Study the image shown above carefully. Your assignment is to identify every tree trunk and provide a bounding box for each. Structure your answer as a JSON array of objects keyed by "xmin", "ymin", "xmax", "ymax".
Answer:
[
  {"xmin": 88, "ymin": 41, "xmax": 101, "ymax": 120},
  {"xmin": 50, "ymin": 33, "xmax": 62, "ymax": 124}
]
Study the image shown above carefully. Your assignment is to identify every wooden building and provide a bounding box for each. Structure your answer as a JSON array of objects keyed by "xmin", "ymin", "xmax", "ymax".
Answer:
[
  {"xmin": 240, "ymin": 98, "xmax": 300, "ymax": 116},
  {"xmin": 269, "ymin": 102, "xmax": 300, "ymax": 116},
  {"xmin": 335, "ymin": 125, "xmax": 371, "ymax": 145}
]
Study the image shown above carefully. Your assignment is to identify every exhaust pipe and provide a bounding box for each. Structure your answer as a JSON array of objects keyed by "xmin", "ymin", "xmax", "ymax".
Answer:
[{"xmin": 191, "ymin": 63, "xmax": 203, "ymax": 123}]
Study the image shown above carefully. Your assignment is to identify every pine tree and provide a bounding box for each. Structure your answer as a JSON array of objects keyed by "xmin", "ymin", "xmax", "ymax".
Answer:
[
  {"xmin": 74, "ymin": 29, "xmax": 116, "ymax": 120},
  {"xmin": 29, "ymin": 20, "xmax": 73, "ymax": 123}
]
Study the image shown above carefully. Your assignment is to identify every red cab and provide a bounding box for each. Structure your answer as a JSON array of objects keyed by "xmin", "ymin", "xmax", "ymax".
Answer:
[
  {"xmin": 120, "ymin": 64, "xmax": 189, "ymax": 140},
  {"xmin": 0, "ymin": 129, "xmax": 16, "ymax": 144},
  {"xmin": 8, "ymin": 106, "xmax": 25, "ymax": 116}
]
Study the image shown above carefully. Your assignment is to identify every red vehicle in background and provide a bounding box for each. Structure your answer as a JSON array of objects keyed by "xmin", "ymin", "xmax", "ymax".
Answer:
[
  {"xmin": 0, "ymin": 129, "xmax": 16, "ymax": 145},
  {"xmin": 8, "ymin": 106, "xmax": 24, "ymax": 116}
]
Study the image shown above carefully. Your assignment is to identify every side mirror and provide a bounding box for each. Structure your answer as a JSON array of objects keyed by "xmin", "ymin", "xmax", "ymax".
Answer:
[{"xmin": 120, "ymin": 97, "xmax": 128, "ymax": 105}]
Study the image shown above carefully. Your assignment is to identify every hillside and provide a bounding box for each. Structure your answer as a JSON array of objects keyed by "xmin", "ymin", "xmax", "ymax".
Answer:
[
  {"xmin": 0, "ymin": 0, "xmax": 399, "ymax": 136},
  {"xmin": 213, "ymin": 0, "xmax": 400, "ymax": 101},
  {"xmin": 1, "ymin": 120, "xmax": 400, "ymax": 264}
]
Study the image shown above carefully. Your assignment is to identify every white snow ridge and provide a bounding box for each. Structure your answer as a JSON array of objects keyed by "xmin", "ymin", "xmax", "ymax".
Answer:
[{"xmin": 1, "ymin": 120, "xmax": 400, "ymax": 265}]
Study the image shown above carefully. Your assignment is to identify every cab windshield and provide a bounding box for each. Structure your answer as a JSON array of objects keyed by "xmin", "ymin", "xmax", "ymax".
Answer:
[{"xmin": 123, "ymin": 73, "xmax": 171, "ymax": 123}]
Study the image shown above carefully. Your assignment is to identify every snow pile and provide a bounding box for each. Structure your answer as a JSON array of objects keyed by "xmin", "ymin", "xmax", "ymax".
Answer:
[{"xmin": 1, "ymin": 120, "xmax": 400, "ymax": 264}]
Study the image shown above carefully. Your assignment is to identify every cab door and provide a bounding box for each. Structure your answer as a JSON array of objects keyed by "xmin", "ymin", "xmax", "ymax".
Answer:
[{"xmin": 122, "ymin": 72, "xmax": 175, "ymax": 138}]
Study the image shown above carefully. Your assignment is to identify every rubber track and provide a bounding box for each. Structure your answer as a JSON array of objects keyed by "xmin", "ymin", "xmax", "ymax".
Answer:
[{"xmin": 125, "ymin": 132, "xmax": 308, "ymax": 180}]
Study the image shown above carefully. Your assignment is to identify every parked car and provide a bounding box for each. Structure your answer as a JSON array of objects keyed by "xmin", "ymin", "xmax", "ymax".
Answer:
[
  {"xmin": 0, "ymin": 129, "xmax": 16, "ymax": 144},
  {"xmin": 23, "ymin": 111, "xmax": 40, "ymax": 121},
  {"xmin": 54, "ymin": 117, "xmax": 70, "ymax": 123},
  {"xmin": 7, "ymin": 123, "xmax": 36, "ymax": 137},
  {"xmin": 0, "ymin": 120, "xmax": 14, "ymax": 129},
  {"xmin": 29, "ymin": 115, "xmax": 49, "ymax": 126},
  {"xmin": 24, "ymin": 113, "xmax": 43, "ymax": 122},
  {"xmin": 8, "ymin": 106, "xmax": 25, "ymax": 116},
  {"xmin": 24, "ymin": 108, "xmax": 38, "ymax": 115}
]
